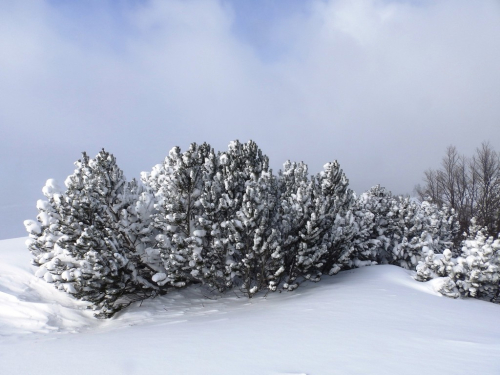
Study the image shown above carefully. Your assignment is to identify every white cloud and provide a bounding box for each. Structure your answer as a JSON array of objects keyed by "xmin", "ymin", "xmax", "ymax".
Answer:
[{"xmin": 1, "ymin": 0, "xmax": 500, "ymax": 238}]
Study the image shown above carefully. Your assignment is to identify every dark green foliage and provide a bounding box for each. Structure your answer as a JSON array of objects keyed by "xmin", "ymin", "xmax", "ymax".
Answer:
[
  {"xmin": 26, "ymin": 150, "xmax": 159, "ymax": 318},
  {"xmin": 27, "ymin": 140, "xmax": 484, "ymax": 318}
]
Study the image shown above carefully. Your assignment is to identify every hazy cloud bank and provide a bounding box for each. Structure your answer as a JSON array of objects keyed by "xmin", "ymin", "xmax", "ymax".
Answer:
[{"xmin": 1, "ymin": 0, "xmax": 499, "ymax": 238}]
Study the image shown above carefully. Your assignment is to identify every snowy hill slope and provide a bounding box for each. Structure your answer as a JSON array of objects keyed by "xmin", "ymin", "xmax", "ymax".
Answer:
[{"xmin": 1, "ymin": 237, "xmax": 500, "ymax": 375}]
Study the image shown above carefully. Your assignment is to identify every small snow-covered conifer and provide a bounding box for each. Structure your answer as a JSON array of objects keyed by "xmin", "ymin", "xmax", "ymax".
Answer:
[
  {"xmin": 314, "ymin": 162, "xmax": 355, "ymax": 276},
  {"xmin": 142, "ymin": 143, "xmax": 215, "ymax": 288},
  {"xmin": 275, "ymin": 161, "xmax": 314, "ymax": 289},
  {"xmin": 25, "ymin": 150, "xmax": 158, "ymax": 317},
  {"xmin": 389, "ymin": 198, "xmax": 459, "ymax": 270},
  {"xmin": 454, "ymin": 225, "xmax": 500, "ymax": 300},
  {"xmin": 415, "ymin": 249, "xmax": 455, "ymax": 281},
  {"xmin": 223, "ymin": 170, "xmax": 279, "ymax": 296},
  {"xmin": 284, "ymin": 161, "xmax": 354, "ymax": 289},
  {"xmin": 413, "ymin": 217, "xmax": 500, "ymax": 302},
  {"xmin": 350, "ymin": 185, "xmax": 394, "ymax": 267},
  {"xmin": 216, "ymin": 141, "xmax": 280, "ymax": 296}
]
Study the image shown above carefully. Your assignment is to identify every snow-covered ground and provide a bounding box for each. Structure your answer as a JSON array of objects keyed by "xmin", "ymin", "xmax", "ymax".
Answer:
[{"xmin": 1, "ymin": 237, "xmax": 500, "ymax": 375}]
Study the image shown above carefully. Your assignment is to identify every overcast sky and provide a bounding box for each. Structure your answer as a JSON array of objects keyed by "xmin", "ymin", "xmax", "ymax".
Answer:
[{"xmin": 1, "ymin": 0, "xmax": 500, "ymax": 239}]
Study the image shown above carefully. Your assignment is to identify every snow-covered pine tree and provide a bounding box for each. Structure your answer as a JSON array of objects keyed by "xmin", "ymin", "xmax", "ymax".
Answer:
[
  {"xmin": 386, "ymin": 196, "xmax": 421, "ymax": 269},
  {"xmin": 25, "ymin": 150, "xmax": 158, "ymax": 318},
  {"xmin": 213, "ymin": 141, "xmax": 282, "ymax": 296},
  {"xmin": 313, "ymin": 162, "xmax": 355, "ymax": 276},
  {"xmin": 389, "ymin": 198, "xmax": 459, "ymax": 270},
  {"xmin": 414, "ymin": 247, "xmax": 460, "ymax": 298},
  {"xmin": 142, "ymin": 143, "xmax": 216, "ymax": 289},
  {"xmin": 415, "ymin": 249, "xmax": 455, "ymax": 281},
  {"xmin": 187, "ymin": 148, "xmax": 231, "ymax": 292},
  {"xmin": 439, "ymin": 205, "xmax": 462, "ymax": 254},
  {"xmin": 284, "ymin": 161, "xmax": 354, "ymax": 290},
  {"xmin": 274, "ymin": 161, "xmax": 314, "ymax": 290},
  {"xmin": 25, "ymin": 179, "xmax": 64, "ymax": 274},
  {"xmin": 419, "ymin": 201, "xmax": 460, "ymax": 256},
  {"xmin": 120, "ymin": 178, "xmax": 160, "ymax": 288},
  {"xmin": 143, "ymin": 140, "xmax": 280, "ymax": 295},
  {"xmin": 350, "ymin": 185, "xmax": 394, "ymax": 267},
  {"xmin": 413, "ymin": 217, "xmax": 500, "ymax": 302},
  {"xmin": 222, "ymin": 169, "xmax": 280, "ymax": 297},
  {"xmin": 454, "ymin": 223, "xmax": 500, "ymax": 301}
]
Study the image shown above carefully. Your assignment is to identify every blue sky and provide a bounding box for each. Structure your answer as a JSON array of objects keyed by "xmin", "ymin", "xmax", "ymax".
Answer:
[{"xmin": 1, "ymin": 0, "xmax": 500, "ymax": 239}]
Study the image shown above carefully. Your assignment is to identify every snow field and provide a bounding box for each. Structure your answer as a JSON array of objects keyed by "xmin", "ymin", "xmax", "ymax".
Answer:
[{"xmin": 1, "ymin": 237, "xmax": 500, "ymax": 375}]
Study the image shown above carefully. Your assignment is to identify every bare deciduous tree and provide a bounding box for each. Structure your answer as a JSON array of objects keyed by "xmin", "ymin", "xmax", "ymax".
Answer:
[
  {"xmin": 472, "ymin": 143, "xmax": 500, "ymax": 235},
  {"xmin": 416, "ymin": 143, "xmax": 500, "ymax": 238}
]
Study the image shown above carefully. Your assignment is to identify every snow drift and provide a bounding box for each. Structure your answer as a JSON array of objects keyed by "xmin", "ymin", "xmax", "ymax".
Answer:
[{"xmin": 1, "ymin": 237, "xmax": 500, "ymax": 374}]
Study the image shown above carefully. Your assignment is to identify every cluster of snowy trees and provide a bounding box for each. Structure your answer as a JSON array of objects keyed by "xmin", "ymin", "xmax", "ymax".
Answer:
[
  {"xmin": 24, "ymin": 141, "xmax": 500, "ymax": 318},
  {"xmin": 25, "ymin": 141, "xmax": 354, "ymax": 317},
  {"xmin": 355, "ymin": 187, "xmax": 500, "ymax": 302},
  {"xmin": 349, "ymin": 185, "xmax": 461, "ymax": 271},
  {"xmin": 415, "ymin": 220, "xmax": 500, "ymax": 301},
  {"xmin": 413, "ymin": 143, "xmax": 500, "ymax": 303}
]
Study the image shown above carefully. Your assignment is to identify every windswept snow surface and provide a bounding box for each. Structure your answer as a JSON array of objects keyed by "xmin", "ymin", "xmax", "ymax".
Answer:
[{"xmin": 1, "ymin": 237, "xmax": 500, "ymax": 375}]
